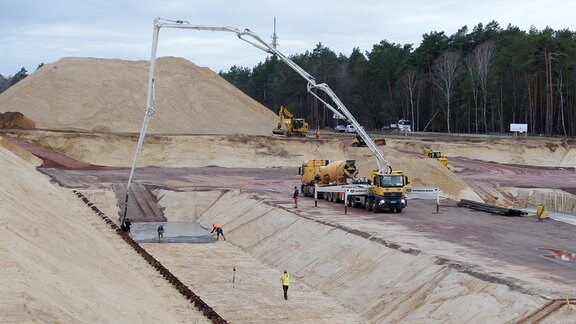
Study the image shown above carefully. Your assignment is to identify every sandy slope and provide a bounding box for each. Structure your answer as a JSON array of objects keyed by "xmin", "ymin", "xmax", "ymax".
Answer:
[
  {"xmin": 387, "ymin": 135, "xmax": 576, "ymax": 168},
  {"xmin": 149, "ymin": 189, "xmax": 548, "ymax": 323},
  {"xmin": 0, "ymin": 143, "xmax": 208, "ymax": 323}
]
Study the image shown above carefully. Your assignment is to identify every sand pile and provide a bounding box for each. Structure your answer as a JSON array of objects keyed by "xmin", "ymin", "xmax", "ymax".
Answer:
[
  {"xmin": 0, "ymin": 111, "xmax": 35, "ymax": 129},
  {"xmin": 0, "ymin": 57, "xmax": 277, "ymax": 135},
  {"xmin": 0, "ymin": 141, "xmax": 207, "ymax": 323}
]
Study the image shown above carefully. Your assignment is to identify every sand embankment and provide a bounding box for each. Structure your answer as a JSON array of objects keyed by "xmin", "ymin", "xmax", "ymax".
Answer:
[
  {"xmin": 9, "ymin": 130, "xmax": 480, "ymax": 202},
  {"xmin": 145, "ymin": 189, "xmax": 547, "ymax": 323},
  {"xmin": 0, "ymin": 143, "xmax": 209, "ymax": 323}
]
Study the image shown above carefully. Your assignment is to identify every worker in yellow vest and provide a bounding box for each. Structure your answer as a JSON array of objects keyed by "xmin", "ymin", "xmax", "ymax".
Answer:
[{"xmin": 280, "ymin": 270, "xmax": 290, "ymax": 300}]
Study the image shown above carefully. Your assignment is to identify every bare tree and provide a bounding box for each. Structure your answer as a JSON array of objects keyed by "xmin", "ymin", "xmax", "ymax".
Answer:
[
  {"xmin": 402, "ymin": 69, "xmax": 421, "ymax": 131},
  {"xmin": 556, "ymin": 65, "xmax": 567, "ymax": 136},
  {"xmin": 432, "ymin": 51, "xmax": 462, "ymax": 133},
  {"xmin": 464, "ymin": 55, "xmax": 479, "ymax": 133},
  {"xmin": 473, "ymin": 41, "xmax": 495, "ymax": 133},
  {"xmin": 544, "ymin": 50, "xmax": 554, "ymax": 136}
]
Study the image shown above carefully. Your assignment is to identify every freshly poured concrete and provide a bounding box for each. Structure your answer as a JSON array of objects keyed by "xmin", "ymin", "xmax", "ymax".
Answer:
[{"xmin": 131, "ymin": 221, "xmax": 216, "ymax": 243}]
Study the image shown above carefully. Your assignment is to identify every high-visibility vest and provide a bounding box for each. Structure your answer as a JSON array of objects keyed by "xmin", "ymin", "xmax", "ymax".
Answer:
[{"xmin": 281, "ymin": 274, "xmax": 290, "ymax": 286}]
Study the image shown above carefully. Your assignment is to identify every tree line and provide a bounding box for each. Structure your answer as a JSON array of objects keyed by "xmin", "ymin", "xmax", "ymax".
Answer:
[
  {"xmin": 0, "ymin": 67, "xmax": 30, "ymax": 94},
  {"xmin": 220, "ymin": 21, "xmax": 576, "ymax": 136}
]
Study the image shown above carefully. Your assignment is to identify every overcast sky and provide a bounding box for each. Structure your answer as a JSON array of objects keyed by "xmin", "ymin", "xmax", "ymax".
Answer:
[{"xmin": 1, "ymin": 0, "xmax": 575, "ymax": 76}]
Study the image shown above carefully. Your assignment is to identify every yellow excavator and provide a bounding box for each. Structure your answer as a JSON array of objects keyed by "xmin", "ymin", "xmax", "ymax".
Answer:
[
  {"xmin": 272, "ymin": 105, "xmax": 309, "ymax": 137},
  {"xmin": 423, "ymin": 147, "xmax": 449, "ymax": 168}
]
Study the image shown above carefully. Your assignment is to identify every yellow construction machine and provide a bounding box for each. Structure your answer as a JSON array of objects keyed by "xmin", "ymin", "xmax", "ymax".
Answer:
[
  {"xmin": 272, "ymin": 105, "xmax": 309, "ymax": 137},
  {"xmin": 299, "ymin": 159, "xmax": 410, "ymax": 212},
  {"xmin": 423, "ymin": 147, "xmax": 449, "ymax": 168}
]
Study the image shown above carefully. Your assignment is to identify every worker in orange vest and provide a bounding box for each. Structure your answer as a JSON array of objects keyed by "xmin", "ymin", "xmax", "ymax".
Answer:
[
  {"xmin": 315, "ymin": 128, "xmax": 320, "ymax": 138},
  {"xmin": 211, "ymin": 224, "xmax": 226, "ymax": 240}
]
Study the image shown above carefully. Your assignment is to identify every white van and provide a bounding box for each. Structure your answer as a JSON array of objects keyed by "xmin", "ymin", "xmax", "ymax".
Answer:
[{"xmin": 345, "ymin": 125, "xmax": 356, "ymax": 133}]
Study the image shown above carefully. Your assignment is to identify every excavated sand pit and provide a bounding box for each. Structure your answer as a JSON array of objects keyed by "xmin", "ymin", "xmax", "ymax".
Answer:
[
  {"xmin": 2, "ymin": 56, "xmax": 576, "ymax": 322},
  {"xmin": 142, "ymin": 188, "xmax": 570, "ymax": 322}
]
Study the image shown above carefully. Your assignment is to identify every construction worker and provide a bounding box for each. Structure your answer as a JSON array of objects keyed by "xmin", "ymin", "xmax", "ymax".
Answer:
[
  {"xmin": 157, "ymin": 224, "xmax": 164, "ymax": 242},
  {"xmin": 280, "ymin": 270, "xmax": 290, "ymax": 300},
  {"xmin": 315, "ymin": 128, "xmax": 320, "ymax": 138},
  {"xmin": 123, "ymin": 218, "xmax": 132, "ymax": 233},
  {"xmin": 211, "ymin": 224, "xmax": 226, "ymax": 240},
  {"xmin": 537, "ymin": 204, "xmax": 547, "ymax": 221},
  {"xmin": 293, "ymin": 186, "xmax": 299, "ymax": 209}
]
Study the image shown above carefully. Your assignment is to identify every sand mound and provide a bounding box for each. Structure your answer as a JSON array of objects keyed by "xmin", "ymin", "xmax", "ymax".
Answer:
[
  {"xmin": 0, "ymin": 57, "xmax": 277, "ymax": 135},
  {"xmin": 0, "ymin": 144, "xmax": 207, "ymax": 322},
  {"xmin": 0, "ymin": 111, "xmax": 35, "ymax": 129}
]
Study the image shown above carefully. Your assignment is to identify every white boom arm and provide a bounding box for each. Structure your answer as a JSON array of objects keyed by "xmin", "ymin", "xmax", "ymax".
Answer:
[{"xmin": 122, "ymin": 18, "xmax": 392, "ymax": 223}]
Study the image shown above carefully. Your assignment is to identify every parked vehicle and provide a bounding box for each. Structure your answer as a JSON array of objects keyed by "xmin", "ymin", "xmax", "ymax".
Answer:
[
  {"xmin": 398, "ymin": 119, "xmax": 412, "ymax": 133},
  {"xmin": 345, "ymin": 125, "xmax": 356, "ymax": 133},
  {"xmin": 334, "ymin": 125, "xmax": 346, "ymax": 133}
]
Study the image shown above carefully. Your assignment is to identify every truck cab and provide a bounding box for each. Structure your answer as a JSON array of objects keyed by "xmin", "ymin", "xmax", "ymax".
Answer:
[{"xmin": 367, "ymin": 171, "xmax": 410, "ymax": 213}]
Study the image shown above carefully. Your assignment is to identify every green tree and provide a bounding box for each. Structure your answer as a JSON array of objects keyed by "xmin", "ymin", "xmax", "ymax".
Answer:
[{"xmin": 10, "ymin": 67, "xmax": 28, "ymax": 86}]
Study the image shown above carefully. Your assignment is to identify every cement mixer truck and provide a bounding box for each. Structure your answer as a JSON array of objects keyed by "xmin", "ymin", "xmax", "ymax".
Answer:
[
  {"xmin": 299, "ymin": 159, "xmax": 358, "ymax": 201},
  {"xmin": 299, "ymin": 159, "xmax": 410, "ymax": 213}
]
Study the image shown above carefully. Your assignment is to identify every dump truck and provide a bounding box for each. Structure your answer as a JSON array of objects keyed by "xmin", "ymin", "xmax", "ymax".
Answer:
[
  {"xmin": 423, "ymin": 147, "xmax": 449, "ymax": 168},
  {"xmin": 272, "ymin": 105, "xmax": 309, "ymax": 137},
  {"xmin": 299, "ymin": 159, "xmax": 411, "ymax": 213}
]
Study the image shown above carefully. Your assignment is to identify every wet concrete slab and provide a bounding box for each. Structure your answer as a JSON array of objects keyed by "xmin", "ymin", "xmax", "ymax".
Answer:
[{"xmin": 130, "ymin": 221, "xmax": 217, "ymax": 243}]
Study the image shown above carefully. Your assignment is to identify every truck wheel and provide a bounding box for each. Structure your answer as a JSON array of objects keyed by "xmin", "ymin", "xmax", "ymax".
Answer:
[{"xmin": 365, "ymin": 198, "xmax": 372, "ymax": 211}]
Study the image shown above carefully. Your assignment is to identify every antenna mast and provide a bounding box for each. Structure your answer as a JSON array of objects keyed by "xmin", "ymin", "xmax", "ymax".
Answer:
[{"xmin": 271, "ymin": 17, "xmax": 279, "ymax": 49}]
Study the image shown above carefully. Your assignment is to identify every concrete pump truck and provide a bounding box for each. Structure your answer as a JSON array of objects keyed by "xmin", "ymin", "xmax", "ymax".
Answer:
[{"xmin": 121, "ymin": 18, "xmax": 411, "ymax": 226}]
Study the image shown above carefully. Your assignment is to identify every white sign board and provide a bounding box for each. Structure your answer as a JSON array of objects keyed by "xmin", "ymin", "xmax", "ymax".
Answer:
[
  {"xmin": 510, "ymin": 124, "xmax": 528, "ymax": 133},
  {"xmin": 406, "ymin": 187, "xmax": 441, "ymax": 201}
]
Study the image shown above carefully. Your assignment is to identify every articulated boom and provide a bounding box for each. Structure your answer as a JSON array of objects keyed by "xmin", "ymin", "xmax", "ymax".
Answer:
[
  {"xmin": 122, "ymin": 18, "xmax": 393, "ymax": 223},
  {"xmin": 147, "ymin": 18, "xmax": 391, "ymax": 174}
]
